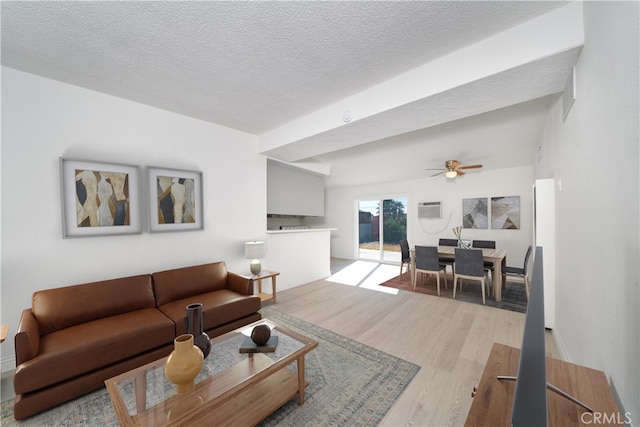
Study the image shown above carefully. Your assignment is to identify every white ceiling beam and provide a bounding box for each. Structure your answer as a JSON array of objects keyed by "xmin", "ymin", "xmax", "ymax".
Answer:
[{"xmin": 258, "ymin": 1, "xmax": 584, "ymax": 163}]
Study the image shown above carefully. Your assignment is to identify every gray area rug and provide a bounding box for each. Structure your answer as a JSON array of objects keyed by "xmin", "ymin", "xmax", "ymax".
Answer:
[
  {"xmin": 1, "ymin": 307, "xmax": 419, "ymax": 426},
  {"xmin": 381, "ymin": 273, "xmax": 528, "ymax": 313}
]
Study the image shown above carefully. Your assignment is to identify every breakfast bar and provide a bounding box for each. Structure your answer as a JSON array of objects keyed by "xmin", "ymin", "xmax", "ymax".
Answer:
[{"xmin": 266, "ymin": 228, "xmax": 336, "ymax": 292}]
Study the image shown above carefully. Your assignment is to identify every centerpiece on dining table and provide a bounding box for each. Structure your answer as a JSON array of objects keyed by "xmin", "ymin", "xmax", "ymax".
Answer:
[{"xmin": 452, "ymin": 226, "xmax": 471, "ymax": 249}]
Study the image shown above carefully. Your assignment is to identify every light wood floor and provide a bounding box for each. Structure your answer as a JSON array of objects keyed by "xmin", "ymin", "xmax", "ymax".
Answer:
[
  {"xmin": 0, "ymin": 259, "xmax": 559, "ymax": 426},
  {"xmin": 267, "ymin": 259, "xmax": 559, "ymax": 427}
]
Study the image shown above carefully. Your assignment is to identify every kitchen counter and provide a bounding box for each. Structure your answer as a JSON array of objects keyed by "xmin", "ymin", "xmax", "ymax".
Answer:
[
  {"xmin": 266, "ymin": 228, "xmax": 337, "ymax": 234},
  {"xmin": 265, "ymin": 228, "xmax": 336, "ymax": 292}
]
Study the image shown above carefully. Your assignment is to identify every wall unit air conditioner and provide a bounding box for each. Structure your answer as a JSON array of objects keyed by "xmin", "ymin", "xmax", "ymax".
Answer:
[{"xmin": 418, "ymin": 202, "xmax": 442, "ymax": 219}]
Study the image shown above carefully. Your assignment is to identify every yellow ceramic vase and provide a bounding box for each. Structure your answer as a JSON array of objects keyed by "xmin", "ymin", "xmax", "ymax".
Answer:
[{"xmin": 164, "ymin": 334, "xmax": 204, "ymax": 394}]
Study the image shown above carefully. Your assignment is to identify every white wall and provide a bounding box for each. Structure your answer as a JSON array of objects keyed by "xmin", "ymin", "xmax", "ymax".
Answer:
[
  {"xmin": 1, "ymin": 68, "xmax": 268, "ymax": 370},
  {"xmin": 322, "ymin": 166, "xmax": 534, "ymax": 265},
  {"xmin": 536, "ymin": 2, "xmax": 639, "ymax": 421}
]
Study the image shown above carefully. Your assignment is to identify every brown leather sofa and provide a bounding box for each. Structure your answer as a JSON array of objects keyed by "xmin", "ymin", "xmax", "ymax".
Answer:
[{"xmin": 13, "ymin": 261, "xmax": 261, "ymax": 420}]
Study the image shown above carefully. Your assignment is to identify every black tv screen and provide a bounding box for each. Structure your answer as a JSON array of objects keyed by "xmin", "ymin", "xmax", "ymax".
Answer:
[{"xmin": 511, "ymin": 246, "xmax": 548, "ymax": 427}]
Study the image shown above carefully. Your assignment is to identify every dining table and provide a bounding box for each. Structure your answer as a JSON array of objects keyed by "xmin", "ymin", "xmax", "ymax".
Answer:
[{"xmin": 410, "ymin": 246, "xmax": 508, "ymax": 302}]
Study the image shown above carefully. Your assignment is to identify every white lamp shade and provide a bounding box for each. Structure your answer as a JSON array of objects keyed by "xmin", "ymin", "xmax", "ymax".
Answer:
[
  {"xmin": 245, "ymin": 241, "xmax": 266, "ymax": 259},
  {"xmin": 445, "ymin": 170, "xmax": 457, "ymax": 179}
]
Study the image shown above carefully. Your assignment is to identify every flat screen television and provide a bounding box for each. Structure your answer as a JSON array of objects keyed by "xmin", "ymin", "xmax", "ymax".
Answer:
[
  {"xmin": 501, "ymin": 246, "xmax": 592, "ymax": 427},
  {"xmin": 509, "ymin": 246, "xmax": 548, "ymax": 426}
]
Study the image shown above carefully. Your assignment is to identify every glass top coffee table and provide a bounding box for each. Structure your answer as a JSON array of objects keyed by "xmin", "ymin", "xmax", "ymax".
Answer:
[{"xmin": 105, "ymin": 319, "xmax": 318, "ymax": 426}]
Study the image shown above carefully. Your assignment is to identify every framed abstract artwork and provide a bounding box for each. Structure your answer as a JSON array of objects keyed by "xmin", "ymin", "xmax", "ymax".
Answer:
[
  {"xmin": 60, "ymin": 158, "xmax": 142, "ymax": 238},
  {"xmin": 462, "ymin": 197, "xmax": 488, "ymax": 229},
  {"xmin": 491, "ymin": 195, "xmax": 520, "ymax": 229},
  {"xmin": 147, "ymin": 166, "xmax": 203, "ymax": 233}
]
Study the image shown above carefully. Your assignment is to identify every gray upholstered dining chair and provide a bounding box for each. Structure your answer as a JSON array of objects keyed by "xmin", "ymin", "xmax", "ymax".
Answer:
[
  {"xmin": 439, "ymin": 238, "xmax": 459, "ymax": 247},
  {"xmin": 453, "ymin": 248, "xmax": 488, "ymax": 304},
  {"xmin": 472, "ymin": 239, "xmax": 497, "ymax": 282},
  {"xmin": 438, "ymin": 238, "xmax": 458, "ymax": 273},
  {"xmin": 502, "ymin": 245, "xmax": 533, "ymax": 300},
  {"xmin": 414, "ymin": 245, "xmax": 448, "ymax": 295},
  {"xmin": 472, "ymin": 240, "xmax": 496, "ymax": 249},
  {"xmin": 399, "ymin": 239, "xmax": 411, "ymax": 279}
]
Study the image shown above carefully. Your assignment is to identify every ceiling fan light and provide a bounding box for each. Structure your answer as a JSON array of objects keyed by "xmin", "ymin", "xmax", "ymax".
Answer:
[{"xmin": 445, "ymin": 170, "xmax": 457, "ymax": 179}]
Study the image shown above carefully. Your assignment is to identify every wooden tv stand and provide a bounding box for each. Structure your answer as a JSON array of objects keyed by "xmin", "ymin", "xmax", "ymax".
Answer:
[{"xmin": 465, "ymin": 343, "xmax": 623, "ymax": 426}]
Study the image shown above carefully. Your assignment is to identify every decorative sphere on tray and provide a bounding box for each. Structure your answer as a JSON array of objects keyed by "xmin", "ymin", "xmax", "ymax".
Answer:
[{"xmin": 251, "ymin": 325, "xmax": 271, "ymax": 345}]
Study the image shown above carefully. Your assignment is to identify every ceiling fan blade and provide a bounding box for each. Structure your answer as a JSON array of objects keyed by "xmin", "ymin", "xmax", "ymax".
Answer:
[
  {"xmin": 458, "ymin": 164, "xmax": 483, "ymax": 170},
  {"xmin": 430, "ymin": 171, "xmax": 446, "ymax": 177},
  {"xmin": 456, "ymin": 170, "xmax": 466, "ymax": 176}
]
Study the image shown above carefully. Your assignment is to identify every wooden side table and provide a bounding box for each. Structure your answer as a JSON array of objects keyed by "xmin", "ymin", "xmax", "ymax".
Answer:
[
  {"xmin": 0, "ymin": 324, "xmax": 9, "ymax": 343},
  {"xmin": 245, "ymin": 270, "xmax": 280, "ymax": 303},
  {"xmin": 465, "ymin": 343, "xmax": 622, "ymax": 426}
]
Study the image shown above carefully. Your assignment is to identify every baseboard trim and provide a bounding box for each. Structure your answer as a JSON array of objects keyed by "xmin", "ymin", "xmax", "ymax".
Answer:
[
  {"xmin": 552, "ymin": 327, "xmax": 570, "ymax": 362},
  {"xmin": 2, "ymin": 355, "xmax": 16, "ymax": 374}
]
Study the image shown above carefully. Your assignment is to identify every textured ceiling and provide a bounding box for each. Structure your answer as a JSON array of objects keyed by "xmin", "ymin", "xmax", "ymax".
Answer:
[
  {"xmin": 2, "ymin": 1, "xmax": 567, "ymax": 133},
  {"xmin": 2, "ymin": 1, "xmax": 575, "ymax": 187}
]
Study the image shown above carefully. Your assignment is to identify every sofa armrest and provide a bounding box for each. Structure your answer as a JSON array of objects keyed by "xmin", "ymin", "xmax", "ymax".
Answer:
[
  {"xmin": 227, "ymin": 272, "xmax": 253, "ymax": 296},
  {"xmin": 15, "ymin": 309, "xmax": 40, "ymax": 365}
]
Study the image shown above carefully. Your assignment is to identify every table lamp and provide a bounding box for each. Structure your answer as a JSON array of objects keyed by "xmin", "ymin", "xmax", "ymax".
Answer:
[{"xmin": 245, "ymin": 241, "xmax": 266, "ymax": 275}]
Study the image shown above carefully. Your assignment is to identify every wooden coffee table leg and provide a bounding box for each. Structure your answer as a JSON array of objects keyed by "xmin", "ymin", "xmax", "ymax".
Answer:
[
  {"xmin": 134, "ymin": 371, "xmax": 147, "ymax": 412},
  {"xmin": 297, "ymin": 355, "xmax": 306, "ymax": 404}
]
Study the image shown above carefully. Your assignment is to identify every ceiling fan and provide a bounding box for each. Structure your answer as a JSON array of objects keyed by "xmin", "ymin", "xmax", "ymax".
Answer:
[{"xmin": 426, "ymin": 160, "xmax": 483, "ymax": 179}]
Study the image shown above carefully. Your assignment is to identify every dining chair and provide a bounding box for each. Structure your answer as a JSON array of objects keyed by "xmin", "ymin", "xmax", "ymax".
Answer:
[
  {"xmin": 438, "ymin": 238, "xmax": 458, "ymax": 273},
  {"xmin": 472, "ymin": 240, "xmax": 496, "ymax": 249},
  {"xmin": 414, "ymin": 246, "xmax": 448, "ymax": 295},
  {"xmin": 399, "ymin": 239, "xmax": 411, "ymax": 279},
  {"xmin": 453, "ymin": 248, "xmax": 488, "ymax": 304},
  {"xmin": 472, "ymin": 239, "xmax": 497, "ymax": 287},
  {"xmin": 439, "ymin": 238, "xmax": 458, "ymax": 247},
  {"xmin": 502, "ymin": 245, "xmax": 533, "ymax": 300}
]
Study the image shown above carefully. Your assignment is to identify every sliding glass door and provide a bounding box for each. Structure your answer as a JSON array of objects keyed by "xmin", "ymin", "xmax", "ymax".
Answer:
[{"xmin": 357, "ymin": 198, "xmax": 407, "ymax": 262}]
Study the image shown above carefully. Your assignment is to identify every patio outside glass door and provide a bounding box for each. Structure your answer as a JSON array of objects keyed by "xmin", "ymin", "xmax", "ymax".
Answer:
[{"xmin": 358, "ymin": 198, "xmax": 407, "ymax": 262}]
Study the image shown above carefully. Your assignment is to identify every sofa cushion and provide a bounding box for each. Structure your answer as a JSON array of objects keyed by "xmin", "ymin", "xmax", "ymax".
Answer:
[
  {"xmin": 14, "ymin": 308, "xmax": 174, "ymax": 394},
  {"xmin": 33, "ymin": 275, "xmax": 156, "ymax": 336},
  {"xmin": 158, "ymin": 289, "xmax": 261, "ymax": 336},
  {"xmin": 152, "ymin": 262, "xmax": 229, "ymax": 307}
]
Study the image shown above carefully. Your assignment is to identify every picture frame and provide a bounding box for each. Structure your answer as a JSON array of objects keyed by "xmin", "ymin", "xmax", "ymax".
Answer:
[
  {"xmin": 147, "ymin": 166, "xmax": 203, "ymax": 233},
  {"xmin": 462, "ymin": 197, "xmax": 488, "ymax": 229},
  {"xmin": 60, "ymin": 158, "xmax": 142, "ymax": 238},
  {"xmin": 491, "ymin": 195, "xmax": 520, "ymax": 229}
]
